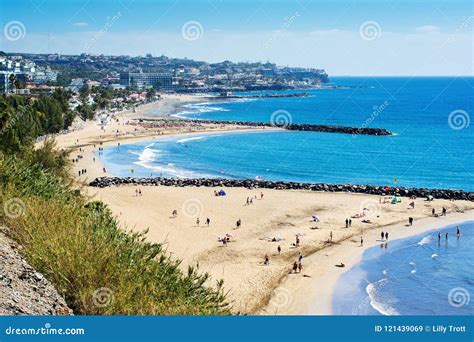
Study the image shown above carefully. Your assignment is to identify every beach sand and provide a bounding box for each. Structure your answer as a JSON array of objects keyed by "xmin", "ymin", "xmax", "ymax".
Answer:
[
  {"xmin": 47, "ymin": 92, "xmax": 474, "ymax": 315},
  {"xmin": 87, "ymin": 185, "xmax": 473, "ymax": 314},
  {"xmin": 49, "ymin": 93, "xmax": 275, "ymax": 181},
  {"xmin": 260, "ymin": 211, "xmax": 473, "ymax": 315}
]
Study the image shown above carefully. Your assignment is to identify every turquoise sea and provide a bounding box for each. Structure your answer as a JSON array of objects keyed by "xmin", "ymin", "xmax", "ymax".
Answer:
[
  {"xmin": 99, "ymin": 77, "xmax": 474, "ymax": 316},
  {"xmin": 101, "ymin": 77, "xmax": 473, "ymax": 191},
  {"xmin": 332, "ymin": 221, "xmax": 474, "ymax": 315}
]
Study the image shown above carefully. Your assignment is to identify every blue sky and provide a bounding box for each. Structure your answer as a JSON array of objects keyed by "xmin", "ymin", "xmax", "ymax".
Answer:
[{"xmin": 1, "ymin": 0, "xmax": 472, "ymax": 75}]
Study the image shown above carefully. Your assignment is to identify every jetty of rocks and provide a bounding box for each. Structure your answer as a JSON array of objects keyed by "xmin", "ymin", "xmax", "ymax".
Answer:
[{"xmin": 89, "ymin": 177, "xmax": 473, "ymax": 201}]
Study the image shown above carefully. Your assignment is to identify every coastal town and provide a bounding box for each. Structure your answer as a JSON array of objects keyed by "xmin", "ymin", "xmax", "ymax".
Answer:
[
  {"xmin": 0, "ymin": 2, "xmax": 472, "ymax": 340},
  {"xmin": 1, "ymin": 51, "xmax": 329, "ymax": 95}
]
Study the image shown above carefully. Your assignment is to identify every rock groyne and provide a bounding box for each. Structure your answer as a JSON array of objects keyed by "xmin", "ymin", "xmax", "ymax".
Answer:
[
  {"xmin": 138, "ymin": 118, "xmax": 393, "ymax": 136},
  {"xmin": 89, "ymin": 177, "xmax": 473, "ymax": 201}
]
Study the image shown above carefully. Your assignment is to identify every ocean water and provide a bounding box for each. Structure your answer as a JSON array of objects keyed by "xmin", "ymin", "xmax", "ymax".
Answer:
[
  {"xmin": 101, "ymin": 77, "xmax": 474, "ymax": 190},
  {"xmin": 332, "ymin": 221, "xmax": 474, "ymax": 315}
]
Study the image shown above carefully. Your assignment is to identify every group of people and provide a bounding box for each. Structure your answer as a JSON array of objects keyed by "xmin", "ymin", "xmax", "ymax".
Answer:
[
  {"xmin": 380, "ymin": 231, "xmax": 389, "ymax": 241},
  {"xmin": 195, "ymin": 217, "xmax": 211, "ymax": 226},
  {"xmin": 345, "ymin": 218, "xmax": 352, "ymax": 228},
  {"xmin": 432, "ymin": 207, "xmax": 447, "ymax": 217},
  {"xmin": 245, "ymin": 192, "xmax": 264, "ymax": 205},
  {"xmin": 292, "ymin": 252, "xmax": 304, "ymax": 273},
  {"xmin": 437, "ymin": 226, "xmax": 461, "ymax": 242},
  {"xmin": 135, "ymin": 188, "xmax": 143, "ymax": 196}
]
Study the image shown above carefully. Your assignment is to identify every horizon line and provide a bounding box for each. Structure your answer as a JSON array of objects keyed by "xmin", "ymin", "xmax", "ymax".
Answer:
[{"xmin": 3, "ymin": 51, "xmax": 473, "ymax": 78}]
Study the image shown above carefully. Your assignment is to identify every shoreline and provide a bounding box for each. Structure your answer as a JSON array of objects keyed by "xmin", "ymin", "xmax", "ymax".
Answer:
[
  {"xmin": 48, "ymin": 92, "xmax": 474, "ymax": 315},
  {"xmin": 50, "ymin": 93, "xmax": 278, "ymax": 182},
  {"xmin": 260, "ymin": 211, "xmax": 474, "ymax": 315}
]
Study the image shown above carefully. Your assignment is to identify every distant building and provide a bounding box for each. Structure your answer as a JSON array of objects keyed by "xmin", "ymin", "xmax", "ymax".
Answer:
[
  {"xmin": 65, "ymin": 78, "xmax": 84, "ymax": 93},
  {"xmin": 120, "ymin": 72, "xmax": 173, "ymax": 90}
]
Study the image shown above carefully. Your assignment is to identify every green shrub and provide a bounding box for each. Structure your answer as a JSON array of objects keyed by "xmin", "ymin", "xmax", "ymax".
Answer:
[{"xmin": 0, "ymin": 154, "xmax": 230, "ymax": 315}]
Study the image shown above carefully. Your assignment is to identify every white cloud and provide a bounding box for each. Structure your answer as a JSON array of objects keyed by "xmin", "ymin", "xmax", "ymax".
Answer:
[
  {"xmin": 415, "ymin": 25, "xmax": 440, "ymax": 34},
  {"xmin": 72, "ymin": 22, "xmax": 89, "ymax": 27}
]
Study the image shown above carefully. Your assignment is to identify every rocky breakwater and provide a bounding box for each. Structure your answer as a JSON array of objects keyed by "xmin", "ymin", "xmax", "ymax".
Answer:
[
  {"xmin": 217, "ymin": 93, "xmax": 310, "ymax": 99},
  {"xmin": 89, "ymin": 177, "xmax": 473, "ymax": 201},
  {"xmin": 140, "ymin": 118, "xmax": 393, "ymax": 136},
  {"xmin": 283, "ymin": 123, "xmax": 392, "ymax": 136}
]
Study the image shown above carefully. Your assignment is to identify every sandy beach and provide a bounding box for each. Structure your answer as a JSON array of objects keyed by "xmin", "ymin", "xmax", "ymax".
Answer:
[
  {"xmin": 49, "ymin": 93, "xmax": 276, "ymax": 181},
  {"xmin": 49, "ymin": 92, "xmax": 474, "ymax": 315},
  {"xmin": 260, "ymin": 211, "xmax": 473, "ymax": 315}
]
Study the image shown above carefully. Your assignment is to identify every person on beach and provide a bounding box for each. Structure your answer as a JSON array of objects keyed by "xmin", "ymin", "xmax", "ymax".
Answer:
[
  {"xmin": 135, "ymin": 189, "xmax": 138, "ymax": 196},
  {"xmin": 236, "ymin": 219, "xmax": 241, "ymax": 228},
  {"xmin": 329, "ymin": 231, "xmax": 333, "ymax": 242},
  {"xmin": 260, "ymin": 192, "xmax": 264, "ymax": 200},
  {"xmin": 264, "ymin": 254, "xmax": 269, "ymax": 266},
  {"xmin": 292, "ymin": 261, "xmax": 298, "ymax": 274},
  {"xmin": 442, "ymin": 207, "xmax": 447, "ymax": 216},
  {"xmin": 196, "ymin": 218, "xmax": 200, "ymax": 226},
  {"xmin": 206, "ymin": 218, "xmax": 210, "ymax": 226},
  {"xmin": 360, "ymin": 236, "xmax": 364, "ymax": 246},
  {"xmin": 296, "ymin": 236, "xmax": 300, "ymax": 247},
  {"xmin": 277, "ymin": 245, "xmax": 281, "ymax": 254},
  {"xmin": 172, "ymin": 209, "xmax": 178, "ymax": 218},
  {"xmin": 345, "ymin": 219, "xmax": 349, "ymax": 228},
  {"xmin": 138, "ymin": 189, "xmax": 142, "ymax": 196},
  {"xmin": 381, "ymin": 231, "xmax": 385, "ymax": 241},
  {"xmin": 432, "ymin": 208, "xmax": 435, "ymax": 216},
  {"xmin": 298, "ymin": 262, "xmax": 303, "ymax": 273},
  {"xmin": 385, "ymin": 232, "xmax": 389, "ymax": 240},
  {"xmin": 298, "ymin": 252, "xmax": 303, "ymax": 263},
  {"xmin": 456, "ymin": 226, "xmax": 460, "ymax": 238},
  {"xmin": 349, "ymin": 219, "xmax": 352, "ymax": 227},
  {"xmin": 408, "ymin": 217, "xmax": 413, "ymax": 226},
  {"xmin": 246, "ymin": 197, "xmax": 250, "ymax": 205}
]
